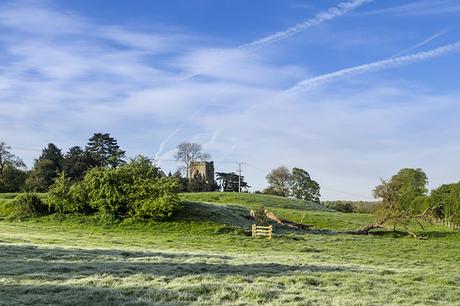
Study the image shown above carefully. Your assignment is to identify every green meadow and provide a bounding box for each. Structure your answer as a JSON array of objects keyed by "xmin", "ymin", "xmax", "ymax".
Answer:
[{"xmin": 0, "ymin": 192, "xmax": 459, "ymax": 305}]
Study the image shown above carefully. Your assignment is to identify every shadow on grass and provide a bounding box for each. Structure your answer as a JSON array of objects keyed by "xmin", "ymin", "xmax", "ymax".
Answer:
[
  {"xmin": 173, "ymin": 201, "xmax": 325, "ymax": 235},
  {"xmin": 0, "ymin": 244, "xmax": 368, "ymax": 282},
  {"xmin": 0, "ymin": 283, "xmax": 187, "ymax": 306}
]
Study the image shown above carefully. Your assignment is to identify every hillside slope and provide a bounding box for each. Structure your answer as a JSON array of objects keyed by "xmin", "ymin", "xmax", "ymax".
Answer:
[
  {"xmin": 180, "ymin": 192, "xmax": 330, "ymax": 211},
  {"xmin": 180, "ymin": 192, "xmax": 373, "ymax": 231}
]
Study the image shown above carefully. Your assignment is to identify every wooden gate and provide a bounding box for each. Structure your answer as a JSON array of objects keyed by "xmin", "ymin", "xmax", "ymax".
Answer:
[{"xmin": 252, "ymin": 224, "xmax": 272, "ymax": 239}]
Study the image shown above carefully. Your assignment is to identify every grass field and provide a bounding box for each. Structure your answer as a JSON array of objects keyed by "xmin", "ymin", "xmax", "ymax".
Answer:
[{"xmin": 0, "ymin": 192, "xmax": 459, "ymax": 305}]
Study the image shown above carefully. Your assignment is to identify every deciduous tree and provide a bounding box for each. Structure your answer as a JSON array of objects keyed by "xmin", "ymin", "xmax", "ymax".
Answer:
[
  {"xmin": 264, "ymin": 166, "xmax": 292, "ymax": 197},
  {"xmin": 358, "ymin": 168, "xmax": 429, "ymax": 236},
  {"xmin": 0, "ymin": 142, "xmax": 27, "ymax": 192},
  {"xmin": 174, "ymin": 142, "xmax": 210, "ymax": 179},
  {"xmin": 0, "ymin": 142, "xmax": 25, "ymax": 174},
  {"xmin": 291, "ymin": 167, "xmax": 321, "ymax": 203}
]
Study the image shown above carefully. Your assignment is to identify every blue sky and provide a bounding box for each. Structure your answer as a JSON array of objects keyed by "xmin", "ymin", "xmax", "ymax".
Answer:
[{"xmin": 1, "ymin": 0, "xmax": 460, "ymax": 200}]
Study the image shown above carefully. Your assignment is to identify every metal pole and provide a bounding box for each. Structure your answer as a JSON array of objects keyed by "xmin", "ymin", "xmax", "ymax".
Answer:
[{"xmin": 238, "ymin": 163, "xmax": 242, "ymax": 192}]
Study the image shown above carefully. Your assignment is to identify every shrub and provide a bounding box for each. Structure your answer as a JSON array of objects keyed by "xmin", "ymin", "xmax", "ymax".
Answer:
[
  {"xmin": 84, "ymin": 167, "xmax": 129, "ymax": 218},
  {"xmin": 12, "ymin": 193, "xmax": 49, "ymax": 219},
  {"xmin": 84, "ymin": 156, "xmax": 181, "ymax": 220},
  {"xmin": 69, "ymin": 181, "xmax": 91, "ymax": 212},
  {"xmin": 48, "ymin": 172, "xmax": 91, "ymax": 213},
  {"xmin": 46, "ymin": 156, "xmax": 181, "ymax": 220},
  {"xmin": 127, "ymin": 177, "xmax": 181, "ymax": 220}
]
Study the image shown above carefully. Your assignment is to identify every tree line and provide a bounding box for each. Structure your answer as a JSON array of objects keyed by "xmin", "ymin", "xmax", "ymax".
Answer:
[
  {"xmin": 0, "ymin": 133, "xmax": 126, "ymax": 192},
  {"xmin": 0, "ymin": 136, "xmax": 250, "ymax": 194}
]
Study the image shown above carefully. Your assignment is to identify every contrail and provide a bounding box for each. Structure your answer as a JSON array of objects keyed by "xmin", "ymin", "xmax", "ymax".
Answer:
[
  {"xmin": 391, "ymin": 30, "xmax": 448, "ymax": 58},
  {"xmin": 154, "ymin": 126, "xmax": 182, "ymax": 161},
  {"xmin": 161, "ymin": 1, "xmax": 373, "ymax": 149},
  {"xmin": 285, "ymin": 41, "xmax": 460, "ymax": 94},
  {"xmin": 240, "ymin": 0, "xmax": 373, "ymax": 50},
  {"xmin": 153, "ymin": 104, "xmax": 211, "ymax": 160},
  {"xmin": 181, "ymin": 0, "xmax": 372, "ymax": 81}
]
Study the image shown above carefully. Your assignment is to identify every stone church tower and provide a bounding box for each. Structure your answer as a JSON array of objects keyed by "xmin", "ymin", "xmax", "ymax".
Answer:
[{"xmin": 188, "ymin": 161, "xmax": 215, "ymax": 184}]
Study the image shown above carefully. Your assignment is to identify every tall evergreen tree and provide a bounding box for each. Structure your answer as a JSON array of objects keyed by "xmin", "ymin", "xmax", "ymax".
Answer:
[
  {"xmin": 86, "ymin": 133, "xmax": 126, "ymax": 168},
  {"xmin": 62, "ymin": 146, "xmax": 96, "ymax": 181},
  {"xmin": 26, "ymin": 143, "xmax": 63, "ymax": 191},
  {"xmin": 216, "ymin": 172, "xmax": 249, "ymax": 192}
]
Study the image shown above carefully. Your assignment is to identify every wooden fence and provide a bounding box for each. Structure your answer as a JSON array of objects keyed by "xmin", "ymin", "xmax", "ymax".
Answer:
[{"xmin": 252, "ymin": 224, "xmax": 272, "ymax": 239}]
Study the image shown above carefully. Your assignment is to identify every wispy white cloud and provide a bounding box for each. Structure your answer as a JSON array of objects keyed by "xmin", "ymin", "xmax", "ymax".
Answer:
[
  {"xmin": 362, "ymin": 0, "xmax": 460, "ymax": 16},
  {"xmin": 240, "ymin": 0, "xmax": 373, "ymax": 50},
  {"xmin": 285, "ymin": 41, "xmax": 460, "ymax": 94},
  {"xmin": 155, "ymin": 0, "xmax": 373, "ymax": 151},
  {"xmin": 1, "ymin": 1, "xmax": 460, "ymax": 200}
]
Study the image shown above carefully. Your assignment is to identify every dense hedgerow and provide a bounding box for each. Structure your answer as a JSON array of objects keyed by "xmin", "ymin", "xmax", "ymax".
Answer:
[{"xmin": 47, "ymin": 156, "xmax": 181, "ymax": 220}]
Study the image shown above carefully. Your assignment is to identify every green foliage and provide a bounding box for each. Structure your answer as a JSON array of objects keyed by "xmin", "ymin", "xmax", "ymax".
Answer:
[
  {"xmin": 62, "ymin": 146, "xmax": 96, "ymax": 181},
  {"xmin": 291, "ymin": 167, "xmax": 320, "ymax": 203},
  {"xmin": 264, "ymin": 166, "xmax": 292, "ymax": 197},
  {"xmin": 264, "ymin": 167, "xmax": 321, "ymax": 203},
  {"xmin": 26, "ymin": 159, "xmax": 54, "ymax": 192},
  {"xmin": 0, "ymin": 142, "xmax": 27, "ymax": 192},
  {"xmin": 47, "ymin": 172, "xmax": 71, "ymax": 212},
  {"xmin": 48, "ymin": 172, "xmax": 91, "ymax": 213},
  {"xmin": 372, "ymin": 168, "xmax": 429, "ymax": 231},
  {"xmin": 322, "ymin": 201, "xmax": 379, "ymax": 213},
  {"xmin": 26, "ymin": 143, "xmax": 63, "ymax": 192},
  {"xmin": 86, "ymin": 133, "xmax": 126, "ymax": 168},
  {"xmin": 127, "ymin": 177, "xmax": 181, "ymax": 219},
  {"xmin": 216, "ymin": 172, "xmax": 249, "ymax": 192},
  {"xmin": 11, "ymin": 193, "xmax": 49, "ymax": 219},
  {"xmin": 46, "ymin": 156, "xmax": 181, "ymax": 220},
  {"xmin": 373, "ymin": 168, "xmax": 460, "ymax": 230},
  {"xmin": 429, "ymin": 182, "xmax": 460, "ymax": 225},
  {"xmin": 84, "ymin": 156, "xmax": 180, "ymax": 220},
  {"xmin": 0, "ymin": 141, "xmax": 26, "ymax": 173},
  {"xmin": 0, "ymin": 166, "xmax": 27, "ymax": 192},
  {"xmin": 84, "ymin": 167, "xmax": 127, "ymax": 217}
]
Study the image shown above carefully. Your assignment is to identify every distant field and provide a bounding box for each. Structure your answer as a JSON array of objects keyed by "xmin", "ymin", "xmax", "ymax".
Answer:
[{"xmin": 0, "ymin": 192, "xmax": 459, "ymax": 305}]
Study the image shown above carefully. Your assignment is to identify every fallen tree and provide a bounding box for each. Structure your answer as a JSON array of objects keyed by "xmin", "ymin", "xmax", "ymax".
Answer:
[
  {"xmin": 250, "ymin": 208, "xmax": 313, "ymax": 230},
  {"xmin": 353, "ymin": 169, "xmax": 432, "ymax": 238}
]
